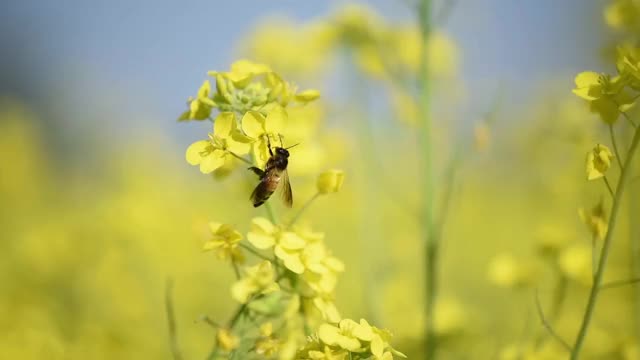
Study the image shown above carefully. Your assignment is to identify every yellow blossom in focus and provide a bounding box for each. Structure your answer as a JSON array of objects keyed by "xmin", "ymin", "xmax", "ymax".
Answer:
[
  {"xmin": 247, "ymin": 217, "xmax": 308, "ymax": 274},
  {"xmin": 217, "ymin": 328, "xmax": 240, "ymax": 352},
  {"xmin": 242, "ymin": 106, "xmax": 287, "ymax": 166},
  {"xmin": 231, "ymin": 260, "xmax": 280, "ymax": 303},
  {"xmin": 579, "ymin": 200, "xmax": 608, "ymax": 240},
  {"xmin": 317, "ymin": 170, "xmax": 345, "ymax": 194},
  {"xmin": 572, "ymin": 71, "xmax": 631, "ymax": 123},
  {"xmin": 179, "ymin": 80, "xmax": 216, "ymax": 121},
  {"xmin": 185, "ymin": 112, "xmax": 251, "ymax": 174},
  {"xmin": 202, "ymin": 222, "xmax": 243, "ymax": 263},
  {"xmin": 586, "ymin": 143, "xmax": 614, "ymax": 180}
]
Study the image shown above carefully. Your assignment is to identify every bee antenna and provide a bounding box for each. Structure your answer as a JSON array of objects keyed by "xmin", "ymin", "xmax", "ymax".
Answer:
[
  {"xmin": 278, "ymin": 133, "xmax": 284, "ymax": 147},
  {"xmin": 285, "ymin": 143, "xmax": 300, "ymax": 150}
]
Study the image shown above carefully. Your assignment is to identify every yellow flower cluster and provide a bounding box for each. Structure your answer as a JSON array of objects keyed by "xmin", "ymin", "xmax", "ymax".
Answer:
[
  {"xmin": 183, "ymin": 60, "xmax": 321, "ymax": 173},
  {"xmin": 180, "ymin": 62, "xmax": 403, "ymax": 359},
  {"xmin": 297, "ymin": 318, "xmax": 406, "ymax": 360}
]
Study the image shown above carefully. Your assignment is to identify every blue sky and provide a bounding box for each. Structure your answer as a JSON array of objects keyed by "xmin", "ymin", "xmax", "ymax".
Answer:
[{"xmin": 0, "ymin": 0, "xmax": 607, "ymax": 148}]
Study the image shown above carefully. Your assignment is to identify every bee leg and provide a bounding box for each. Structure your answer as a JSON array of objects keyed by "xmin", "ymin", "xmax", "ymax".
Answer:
[
  {"xmin": 248, "ymin": 166, "xmax": 265, "ymax": 177},
  {"xmin": 266, "ymin": 135, "xmax": 274, "ymax": 156}
]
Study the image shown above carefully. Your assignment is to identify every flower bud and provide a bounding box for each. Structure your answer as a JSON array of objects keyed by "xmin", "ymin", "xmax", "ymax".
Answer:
[{"xmin": 317, "ymin": 169, "xmax": 345, "ymax": 194}]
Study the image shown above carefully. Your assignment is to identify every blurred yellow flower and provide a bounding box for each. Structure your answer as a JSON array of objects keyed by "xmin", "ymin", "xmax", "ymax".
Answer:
[
  {"xmin": 487, "ymin": 253, "xmax": 538, "ymax": 288},
  {"xmin": 217, "ymin": 328, "xmax": 240, "ymax": 352},
  {"xmin": 203, "ymin": 222, "xmax": 243, "ymax": 263},
  {"xmin": 307, "ymin": 346, "xmax": 348, "ymax": 360},
  {"xmin": 558, "ymin": 244, "xmax": 592, "ymax": 286},
  {"xmin": 586, "ymin": 143, "xmax": 614, "ymax": 180},
  {"xmin": 185, "ymin": 112, "xmax": 251, "ymax": 173},
  {"xmin": 317, "ymin": 169, "xmax": 345, "ymax": 194},
  {"xmin": 231, "ymin": 260, "xmax": 280, "ymax": 303},
  {"xmin": 578, "ymin": 200, "xmax": 608, "ymax": 241},
  {"xmin": 254, "ymin": 322, "xmax": 279, "ymax": 357}
]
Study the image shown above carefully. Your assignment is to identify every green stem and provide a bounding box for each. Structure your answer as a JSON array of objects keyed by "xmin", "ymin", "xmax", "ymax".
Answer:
[
  {"xmin": 603, "ymin": 176, "xmax": 614, "ymax": 199},
  {"xmin": 609, "ymin": 124, "xmax": 624, "ymax": 170},
  {"xmin": 165, "ymin": 278, "xmax": 183, "ymax": 360},
  {"xmin": 570, "ymin": 125, "xmax": 640, "ymax": 359},
  {"xmin": 239, "ymin": 242, "xmax": 271, "ymax": 261},
  {"xmin": 264, "ymin": 202, "xmax": 277, "ymax": 224},
  {"xmin": 227, "ymin": 151, "xmax": 253, "ymax": 165},
  {"xmin": 288, "ymin": 192, "xmax": 320, "ymax": 228},
  {"xmin": 417, "ymin": 0, "xmax": 437, "ymax": 358}
]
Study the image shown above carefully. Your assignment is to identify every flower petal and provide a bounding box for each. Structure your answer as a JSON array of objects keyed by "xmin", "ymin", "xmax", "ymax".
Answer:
[
  {"xmin": 199, "ymin": 151, "xmax": 225, "ymax": 173},
  {"xmin": 265, "ymin": 105, "xmax": 286, "ymax": 134},
  {"xmin": 214, "ymin": 112, "xmax": 235, "ymax": 137},
  {"xmin": 242, "ymin": 111, "xmax": 266, "ymax": 139},
  {"xmin": 186, "ymin": 140, "xmax": 211, "ymax": 165},
  {"xmin": 248, "ymin": 232, "xmax": 276, "ymax": 249}
]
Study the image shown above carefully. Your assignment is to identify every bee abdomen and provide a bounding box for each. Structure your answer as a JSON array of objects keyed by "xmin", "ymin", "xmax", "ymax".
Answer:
[{"xmin": 252, "ymin": 189, "xmax": 275, "ymax": 207}]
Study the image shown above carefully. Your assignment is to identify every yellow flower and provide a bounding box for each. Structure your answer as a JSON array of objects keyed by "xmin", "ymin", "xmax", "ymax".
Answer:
[
  {"xmin": 579, "ymin": 200, "xmax": 608, "ymax": 240},
  {"xmin": 202, "ymin": 222, "xmax": 243, "ymax": 263},
  {"xmin": 241, "ymin": 106, "xmax": 287, "ymax": 166},
  {"xmin": 559, "ymin": 244, "xmax": 592, "ymax": 286},
  {"xmin": 311, "ymin": 295, "xmax": 342, "ymax": 323},
  {"xmin": 487, "ymin": 253, "xmax": 538, "ymax": 288},
  {"xmin": 586, "ymin": 144, "xmax": 614, "ymax": 180},
  {"xmin": 317, "ymin": 322, "xmax": 361, "ymax": 352},
  {"xmin": 185, "ymin": 112, "xmax": 251, "ymax": 174},
  {"xmin": 217, "ymin": 328, "xmax": 240, "ymax": 352},
  {"xmin": 572, "ymin": 71, "xmax": 630, "ymax": 123},
  {"xmin": 307, "ymin": 346, "xmax": 348, "ymax": 360},
  {"xmin": 247, "ymin": 217, "xmax": 308, "ymax": 274},
  {"xmin": 179, "ymin": 80, "xmax": 216, "ymax": 121},
  {"xmin": 231, "ymin": 260, "xmax": 280, "ymax": 303},
  {"xmin": 254, "ymin": 322, "xmax": 279, "ymax": 357},
  {"xmin": 317, "ymin": 170, "xmax": 345, "ymax": 194}
]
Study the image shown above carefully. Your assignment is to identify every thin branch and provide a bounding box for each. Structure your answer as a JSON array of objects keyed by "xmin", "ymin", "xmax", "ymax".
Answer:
[
  {"xmin": 603, "ymin": 176, "xmax": 615, "ymax": 199},
  {"xmin": 287, "ymin": 192, "xmax": 320, "ymax": 228},
  {"xmin": 239, "ymin": 242, "xmax": 271, "ymax": 261},
  {"xmin": 600, "ymin": 277, "xmax": 640, "ymax": 290},
  {"xmin": 622, "ymin": 110, "xmax": 638, "ymax": 129},
  {"xmin": 165, "ymin": 278, "xmax": 183, "ymax": 360},
  {"xmin": 534, "ymin": 289, "xmax": 572, "ymax": 352},
  {"xmin": 570, "ymin": 124, "xmax": 640, "ymax": 359},
  {"xmin": 232, "ymin": 262, "xmax": 241, "ymax": 279},
  {"xmin": 227, "ymin": 151, "xmax": 253, "ymax": 165},
  {"xmin": 609, "ymin": 124, "xmax": 624, "ymax": 169}
]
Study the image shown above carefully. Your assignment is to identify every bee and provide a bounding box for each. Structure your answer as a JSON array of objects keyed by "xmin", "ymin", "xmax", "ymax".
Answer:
[{"xmin": 248, "ymin": 136, "xmax": 298, "ymax": 208}]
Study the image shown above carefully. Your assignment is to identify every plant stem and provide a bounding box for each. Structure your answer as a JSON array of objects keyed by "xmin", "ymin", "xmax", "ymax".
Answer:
[
  {"xmin": 264, "ymin": 202, "xmax": 277, "ymax": 224},
  {"xmin": 609, "ymin": 124, "xmax": 624, "ymax": 169},
  {"xmin": 603, "ymin": 177, "xmax": 614, "ymax": 199},
  {"xmin": 288, "ymin": 192, "xmax": 320, "ymax": 228},
  {"xmin": 227, "ymin": 151, "xmax": 253, "ymax": 165},
  {"xmin": 570, "ymin": 125, "xmax": 640, "ymax": 359},
  {"xmin": 165, "ymin": 278, "xmax": 183, "ymax": 360},
  {"xmin": 417, "ymin": 0, "xmax": 437, "ymax": 357}
]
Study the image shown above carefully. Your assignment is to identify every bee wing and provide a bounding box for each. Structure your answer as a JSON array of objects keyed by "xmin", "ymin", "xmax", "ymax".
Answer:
[{"xmin": 280, "ymin": 169, "xmax": 293, "ymax": 208}]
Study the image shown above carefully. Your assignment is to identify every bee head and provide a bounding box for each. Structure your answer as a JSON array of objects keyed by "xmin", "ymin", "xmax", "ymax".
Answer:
[{"xmin": 275, "ymin": 147, "xmax": 289, "ymax": 158}]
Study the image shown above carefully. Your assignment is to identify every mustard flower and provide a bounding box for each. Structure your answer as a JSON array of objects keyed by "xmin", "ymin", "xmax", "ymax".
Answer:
[
  {"xmin": 254, "ymin": 322, "xmax": 280, "ymax": 357},
  {"xmin": 185, "ymin": 112, "xmax": 251, "ymax": 173},
  {"xmin": 217, "ymin": 328, "xmax": 240, "ymax": 352},
  {"xmin": 179, "ymin": 80, "xmax": 216, "ymax": 121},
  {"xmin": 586, "ymin": 144, "xmax": 614, "ymax": 180},
  {"xmin": 306, "ymin": 346, "xmax": 348, "ymax": 360},
  {"xmin": 231, "ymin": 260, "xmax": 280, "ymax": 303},
  {"xmin": 572, "ymin": 71, "xmax": 630, "ymax": 123},
  {"xmin": 241, "ymin": 106, "xmax": 286, "ymax": 166},
  {"xmin": 247, "ymin": 217, "xmax": 309, "ymax": 274},
  {"xmin": 202, "ymin": 222, "xmax": 243, "ymax": 263},
  {"xmin": 317, "ymin": 319, "xmax": 406, "ymax": 358},
  {"xmin": 487, "ymin": 253, "xmax": 538, "ymax": 288},
  {"xmin": 558, "ymin": 244, "xmax": 593, "ymax": 286},
  {"xmin": 316, "ymin": 169, "xmax": 345, "ymax": 194},
  {"xmin": 579, "ymin": 200, "xmax": 608, "ymax": 240},
  {"xmin": 310, "ymin": 294, "xmax": 342, "ymax": 323}
]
